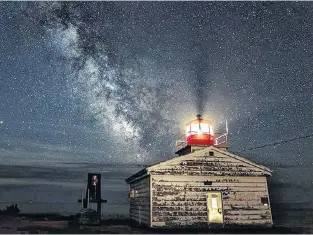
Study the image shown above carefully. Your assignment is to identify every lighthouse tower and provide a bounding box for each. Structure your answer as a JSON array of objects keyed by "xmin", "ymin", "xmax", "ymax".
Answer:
[{"xmin": 175, "ymin": 114, "xmax": 228, "ymax": 156}]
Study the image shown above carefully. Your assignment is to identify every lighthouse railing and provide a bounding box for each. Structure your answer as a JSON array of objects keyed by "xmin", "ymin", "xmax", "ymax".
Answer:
[
  {"xmin": 214, "ymin": 133, "xmax": 228, "ymax": 147},
  {"xmin": 175, "ymin": 135, "xmax": 188, "ymax": 151}
]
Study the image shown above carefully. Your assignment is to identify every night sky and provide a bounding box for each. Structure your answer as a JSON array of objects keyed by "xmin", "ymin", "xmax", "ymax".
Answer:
[{"xmin": 0, "ymin": 2, "xmax": 312, "ymax": 216}]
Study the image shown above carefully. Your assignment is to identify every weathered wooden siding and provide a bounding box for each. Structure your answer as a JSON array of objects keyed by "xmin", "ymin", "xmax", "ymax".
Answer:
[
  {"xmin": 129, "ymin": 176, "xmax": 150, "ymax": 226},
  {"xmin": 151, "ymin": 175, "xmax": 272, "ymax": 228},
  {"xmin": 149, "ymin": 149, "xmax": 269, "ymax": 177}
]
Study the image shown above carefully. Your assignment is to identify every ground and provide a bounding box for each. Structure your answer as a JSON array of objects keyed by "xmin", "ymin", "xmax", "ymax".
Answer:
[{"xmin": 0, "ymin": 214, "xmax": 312, "ymax": 234}]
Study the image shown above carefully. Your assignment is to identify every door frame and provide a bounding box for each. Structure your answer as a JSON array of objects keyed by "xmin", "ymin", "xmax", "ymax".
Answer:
[{"xmin": 207, "ymin": 191, "xmax": 224, "ymax": 226}]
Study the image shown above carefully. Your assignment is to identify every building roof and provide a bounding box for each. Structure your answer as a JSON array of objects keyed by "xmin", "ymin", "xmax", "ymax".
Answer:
[{"xmin": 125, "ymin": 146, "xmax": 273, "ymax": 184}]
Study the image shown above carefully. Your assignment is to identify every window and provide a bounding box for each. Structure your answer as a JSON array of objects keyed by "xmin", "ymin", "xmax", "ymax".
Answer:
[
  {"xmin": 190, "ymin": 123, "xmax": 199, "ymax": 133},
  {"xmin": 187, "ymin": 123, "xmax": 212, "ymax": 135},
  {"xmin": 209, "ymin": 151, "xmax": 214, "ymax": 156},
  {"xmin": 129, "ymin": 189, "xmax": 135, "ymax": 199},
  {"xmin": 200, "ymin": 123, "xmax": 210, "ymax": 133},
  {"xmin": 129, "ymin": 190, "xmax": 138, "ymax": 199},
  {"xmin": 261, "ymin": 197, "xmax": 269, "ymax": 206},
  {"xmin": 211, "ymin": 197, "xmax": 218, "ymax": 209}
]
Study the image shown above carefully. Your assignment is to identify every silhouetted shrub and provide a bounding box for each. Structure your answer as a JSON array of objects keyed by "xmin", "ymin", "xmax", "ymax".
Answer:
[{"xmin": 0, "ymin": 204, "xmax": 21, "ymax": 215}]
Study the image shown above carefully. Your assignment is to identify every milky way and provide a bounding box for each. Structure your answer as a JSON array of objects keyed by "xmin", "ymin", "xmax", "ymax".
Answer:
[
  {"xmin": 0, "ymin": 2, "xmax": 312, "ymax": 166},
  {"xmin": 21, "ymin": 2, "xmax": 186, "ymax": 162}
]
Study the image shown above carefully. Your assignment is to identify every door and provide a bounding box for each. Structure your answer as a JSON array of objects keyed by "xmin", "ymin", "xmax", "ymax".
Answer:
[{"xmin": 207, "ymin": 192, "xmax": 223, "ymax": 224}]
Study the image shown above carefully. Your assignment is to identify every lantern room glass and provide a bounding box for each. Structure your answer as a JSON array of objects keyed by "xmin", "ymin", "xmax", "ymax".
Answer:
[{"xmin": 186, "ymin": 123, "xmax": 211, "ymax": 136}]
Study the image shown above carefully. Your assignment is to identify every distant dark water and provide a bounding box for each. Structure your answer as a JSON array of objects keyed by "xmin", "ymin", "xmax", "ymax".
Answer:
[
  {"xmin": 267, "ymin": 166, "xmax": 313, "ymax": 227},
  {"xmin": 0, "ymin": 163, "xmax": 312, "ymax": 227},
  {"xmin": 0, "ymin": 163, "xmax": 142, "ymax": 216}
]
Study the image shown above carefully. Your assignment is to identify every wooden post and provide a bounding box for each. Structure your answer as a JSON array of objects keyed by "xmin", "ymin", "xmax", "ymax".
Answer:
[
  {"xmin": 87, "ymin": 189, "xmax": 90, "ymax": 209},
  {"xmin": 81, "ymin": 188, "xmax": 84, "ymax": 209},
  {"xmin": 97, "ymin": 200, "xmax": 101, "ymax": 214},
  {"xmin": 139, "ymin": 205, "xmax": 141, "ymax": 226}
]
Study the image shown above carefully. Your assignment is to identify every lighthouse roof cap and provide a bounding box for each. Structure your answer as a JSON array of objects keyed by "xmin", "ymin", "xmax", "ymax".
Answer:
[{"xmin": 186, "ymin": 118, "xmax": 213, "ymax": 126}]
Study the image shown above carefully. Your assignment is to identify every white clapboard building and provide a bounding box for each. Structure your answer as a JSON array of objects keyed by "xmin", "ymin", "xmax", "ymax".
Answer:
[{"xmin": 125, "ymin": 115, "xmax": 273, "ymax": 229}]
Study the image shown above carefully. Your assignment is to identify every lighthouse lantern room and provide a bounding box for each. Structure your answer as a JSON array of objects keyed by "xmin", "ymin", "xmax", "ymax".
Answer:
[{"xmin": 175, "ymin": 114, "xmax": 228, "ymax": 156}]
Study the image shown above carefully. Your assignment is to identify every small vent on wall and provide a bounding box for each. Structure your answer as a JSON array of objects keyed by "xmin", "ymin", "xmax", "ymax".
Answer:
[
  {"xmin": 261, "ymin": 197, "xmax": 269, "ymax": 206},
  {"xmin": 204, "ymin": 180, "xmax": 212, "ymax": 185},
  {"xmin": 209, "ymin": 151, "xmax": 214, "ymax": 156}
]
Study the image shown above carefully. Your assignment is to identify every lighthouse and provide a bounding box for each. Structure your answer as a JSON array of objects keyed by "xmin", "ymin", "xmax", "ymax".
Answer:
[
  {"xmin": 175, "ymin": 114, "xmax": 229, "ymax": 156},
  {"xmin": 126, "ymin": 114, "xmax": 273, "ymax": 229}
]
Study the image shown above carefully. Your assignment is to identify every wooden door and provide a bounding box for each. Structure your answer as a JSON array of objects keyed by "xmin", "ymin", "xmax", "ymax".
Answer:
[{"xmin": 207, "ymin": 192, "xmax": 223, "ymax": 224}]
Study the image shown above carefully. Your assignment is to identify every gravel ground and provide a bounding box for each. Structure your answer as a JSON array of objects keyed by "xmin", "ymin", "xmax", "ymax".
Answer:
[
  {"xmin": 0, "ymin": 216, "xmax": 20, "ymax": 234},
  {"xmin": 1, "ymin": 215, "xmax": 312, "ymax": 234}
]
